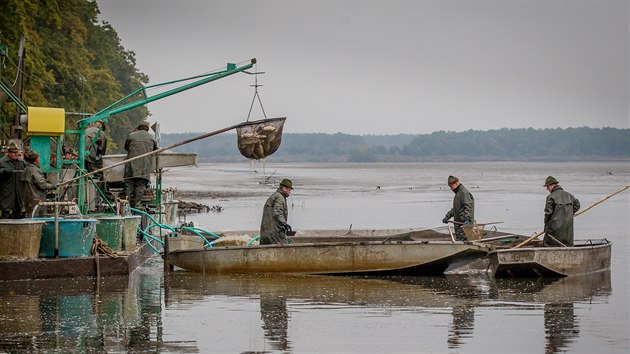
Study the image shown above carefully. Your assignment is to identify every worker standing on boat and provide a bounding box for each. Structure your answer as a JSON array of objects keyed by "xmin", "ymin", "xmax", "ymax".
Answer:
[
  {"xmin": 84, "ymin": 121, "xmax": 107, "ymax": 207},
  {"xmin": 84, "ymin": 120, "xmax": 107, "ymax": 181},
  {"xmin": 123, "ymin": 121, "xmax": 157, "ymax": 208},
  {"xmin": 543, "ymin": 176, "xmax": 580, "ymax": 246},
  {"xmin": 442, "ymin": 175, "xmax": 475, "ymax": 241},
  {"xmin": 21, "ymin": 150, "xmax": 57, "ymax": 217},
  {"xmin": 0, "ymin": 143, "xmax": 26, "ymax": 219},
  {"xmin": 260, "ymin": 179, "xmax": 293, "ymax": 244}
]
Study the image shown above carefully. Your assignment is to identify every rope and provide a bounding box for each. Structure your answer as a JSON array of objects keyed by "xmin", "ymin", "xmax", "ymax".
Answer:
[
  {"xmin": 246, "ymin": 63, "xmax": 267, "ymax": 121},
  {"xmin": 92, "ymin": 235, "xmax": 118, "ymax": 258},
  {"xmin": 4, "ymin": 52, "xmax": 53, "ymax": 86}
]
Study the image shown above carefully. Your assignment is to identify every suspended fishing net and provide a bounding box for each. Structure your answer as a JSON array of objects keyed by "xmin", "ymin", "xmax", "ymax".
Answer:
[
  {"xmin": 236, "ymin": 117, "xmax": 286, "ymax": 160},
  {"xmin": 461, "ymin": 222, "xmax": 484, "ymax": 241}
]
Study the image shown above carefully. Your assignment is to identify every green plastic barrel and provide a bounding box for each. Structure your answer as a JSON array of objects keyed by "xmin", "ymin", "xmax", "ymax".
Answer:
[{"xmin": 96, "ymin": 216, "xmax": 124, "ymax": 251}]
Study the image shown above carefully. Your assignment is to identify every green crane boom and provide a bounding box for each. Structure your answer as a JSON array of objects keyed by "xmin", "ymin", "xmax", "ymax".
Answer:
[{"xmin": 72, "ymin": 58, "xmax": 257, "ymax": 212}]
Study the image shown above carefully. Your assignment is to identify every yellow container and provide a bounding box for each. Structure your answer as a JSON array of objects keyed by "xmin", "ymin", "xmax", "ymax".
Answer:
[{"xmin": 26, "ymin": 106, "xmax": 65, "ymax": 136}]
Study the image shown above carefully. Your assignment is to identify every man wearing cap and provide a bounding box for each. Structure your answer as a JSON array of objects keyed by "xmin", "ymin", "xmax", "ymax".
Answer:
[
  {"xmin": 260, "ymin": 179, "xmax": 293, "ymax": 245},
  {"xmin": 21, "ymin": 150, "xmax": 57, "ymax": 217},
  {"xmin": 0, "ymin": 144, "xmax": 26, "ymax": 218},
  {"xmin": 123, "ymin": 121, "xmax": 158, "ymax": 208},
  {"xmin": 442, "ymin": 175, "xmax": 475, "ymax": 241},
  {"xmin": 543, "ymin": 176, "xmax": 580, "ymax": 246}
]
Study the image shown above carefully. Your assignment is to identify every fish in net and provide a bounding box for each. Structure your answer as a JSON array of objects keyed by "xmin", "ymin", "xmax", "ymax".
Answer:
[{"xmin": 236, "ymin": 117, "xmax": 286, "ymax": 159}]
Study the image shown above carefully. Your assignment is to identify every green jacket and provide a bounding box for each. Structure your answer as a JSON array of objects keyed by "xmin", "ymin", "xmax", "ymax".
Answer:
[
  {"xmin": 85, "ymin": 125, "xmax": 107, "ymax": 163},
  {"xmin": 445, "ymin": 184, "xmax": 475, "ymax": 223},
  {"xmin": 21, "ymin": 161, "xmax": 56, "ymax": 216},
  {"xmin": 0, "ymin": 155, "xmax": 25, "ymax": 211},
  {"xmin": 544, "ymin": 185, "xmax": 580, "ymax": 246},
  {"xmin": 260, "ymin": 188, "xmax": 289, "ymax": 244},
  {"xmin": 124, "ymin": 129, "xmax": 158, "ymax": 180}
]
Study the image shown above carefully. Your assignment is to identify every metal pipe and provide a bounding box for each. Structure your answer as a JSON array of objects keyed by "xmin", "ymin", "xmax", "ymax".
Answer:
[
  {"xmin": 54, "ymin": 205, "xmax": 59, "ymax": 258},
  {"xmin": 37, "ymin": 201, "xmax": 77, "ymax": 206},
  {"xmin": 78, "ymin": 59, "xmax": 256, "ymax": 127},
  {"xmin": 163, "ymin": 228, "xmax": 170, "ymax": 273},
  {"xmin": 59, "ymin": 118, "xmax": 277, "ymax": 187}
]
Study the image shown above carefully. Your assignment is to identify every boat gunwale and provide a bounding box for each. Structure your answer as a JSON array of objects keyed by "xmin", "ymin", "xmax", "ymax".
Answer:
[
  {"xmin": 168, "ymin": 239, "xmax": 490, "ymax": 255},
  {"xmin": 489, "ymin": 238, "xmax": 612, "ymax": 256}
]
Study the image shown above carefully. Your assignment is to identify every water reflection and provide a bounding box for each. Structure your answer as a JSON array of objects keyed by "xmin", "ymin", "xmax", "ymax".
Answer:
[
  {"xmin": 0, "ymin": 267, "xmax": 196, "ymax": 353},
  {"xmin": 260, "ymin": 294, "xmax": 291, "ymax": 351},
  {"xmin": 448, "ymin": 304, "xmax": 475, "ymax": 348},
  {"xmin": 544, "ymin": 302, "xmax": 577, "ymax": 354},
  {"xmin": 0, "ymin": 269, "xmax": 612, "ymax": 353},
  {"xmin": 164, "ymin": 271, "xmax": 610, "ymax": 352},
  {"xmin": 491, "ymin": 272, "xmax": 611, "ymax": 354}
]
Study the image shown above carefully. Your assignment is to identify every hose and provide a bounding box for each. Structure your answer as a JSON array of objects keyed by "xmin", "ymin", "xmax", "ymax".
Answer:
[
  {"xmin": 130, "ymin": 207, "xmax": 218, "ymax": 250},
  {"xmin": 247, "ymin": 236, "xmax": 261, "ymax": 246}
]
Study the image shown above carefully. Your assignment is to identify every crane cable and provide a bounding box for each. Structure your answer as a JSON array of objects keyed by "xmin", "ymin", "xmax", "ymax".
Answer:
[{"xmin": 246, "ymin": 63, "xmax": 267, "ymax": 122}]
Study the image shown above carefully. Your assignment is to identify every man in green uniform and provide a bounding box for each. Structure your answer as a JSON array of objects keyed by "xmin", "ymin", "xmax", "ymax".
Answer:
[
  {"xmin": 84, "ymin": 120, "xmax": 107, "ymax": 194},
  {"xmin": 123, "ymin": 121, "xmax": 158, "ymax": 208},
  {"xmin": 0, "ymin": 144, "xmax": 26, "ymax": 218},
  {"xmin": 260, "ymin": 179, "xmax": 293, "ymax": 245},
  {"xmin": 84, "ymin": 120, "xmax": 107, "ymax": 174},
  {"xmin": 442, "ymin": 175, "xmax": 475, "ymax": 241},
  {"xmin": 21, "ymin": 150, "xmax": 57, "ymax": 217},
  {"xmin": 543, "ymin": 176, "xmax": 580, "ymax": 246}
]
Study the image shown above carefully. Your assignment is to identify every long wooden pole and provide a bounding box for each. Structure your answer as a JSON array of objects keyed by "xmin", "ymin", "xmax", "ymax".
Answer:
[
  {"xmin": 58, "ymin": 118, "xmax": 275, "ymax": 187},
  {"xmin": 513, "ymin": 185, "xmax": 630, "ymax": 249}
]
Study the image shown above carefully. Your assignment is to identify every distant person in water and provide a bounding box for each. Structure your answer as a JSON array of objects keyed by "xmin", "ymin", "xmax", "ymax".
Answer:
[
  {"xmin": 543, "ymin": 176, "xmax": 580, "ymax": 246},
  {"xmin": 442, "ymin": 175, "xmax": 475, "ymax": 241},
  {"xmin": 260, "ymin": 179, "xmax": 293, "ymax": 245}
]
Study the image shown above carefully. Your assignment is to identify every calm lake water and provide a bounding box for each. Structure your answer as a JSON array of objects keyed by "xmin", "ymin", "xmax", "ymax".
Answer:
[{"xmin": 1, "ymin": 161, "xmax": 628, "ymax": 353}]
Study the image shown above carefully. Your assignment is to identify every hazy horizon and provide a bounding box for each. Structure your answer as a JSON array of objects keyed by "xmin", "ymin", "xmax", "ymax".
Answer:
[{"xmin": 160, "ymin": 124, "xmax": 628, "ymax": 136}]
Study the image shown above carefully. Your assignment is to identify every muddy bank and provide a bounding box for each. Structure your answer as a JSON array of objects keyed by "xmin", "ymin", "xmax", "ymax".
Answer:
[{"xmin": 175, "ymin": 190, "xmax": 259, "ymax": 199}]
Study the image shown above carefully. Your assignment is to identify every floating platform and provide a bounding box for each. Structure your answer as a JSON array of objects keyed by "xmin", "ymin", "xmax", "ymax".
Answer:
[{"xmin": 0, "ymin": 242, "xmax": 154, "ymax": 281}]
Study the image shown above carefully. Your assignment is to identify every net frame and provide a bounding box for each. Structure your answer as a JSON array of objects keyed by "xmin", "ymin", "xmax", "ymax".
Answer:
[{"xmin": 236, "ymin": 117, "xmax": 286, "ymax": 160}]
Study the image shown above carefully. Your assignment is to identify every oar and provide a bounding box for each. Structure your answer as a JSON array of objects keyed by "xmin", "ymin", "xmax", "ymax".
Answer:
[
  {"xmin": 512, "ymin": 185, "xmax": 630, "ymax": 249},
  {"xmin": 448, "ymin": 220, "xmax": 502, "ymax": 225}
]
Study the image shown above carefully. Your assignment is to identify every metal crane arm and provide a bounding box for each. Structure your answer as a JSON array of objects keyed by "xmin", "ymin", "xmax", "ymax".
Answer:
[{"xmin": 78, "ymin": 58, "xmax": 256, "ymax": 128}]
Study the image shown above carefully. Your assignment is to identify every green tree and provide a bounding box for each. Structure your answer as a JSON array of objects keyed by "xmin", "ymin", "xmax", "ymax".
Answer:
[{"xmin": 0, "ymin": 0, "xmax": 149, "ymax": 152}]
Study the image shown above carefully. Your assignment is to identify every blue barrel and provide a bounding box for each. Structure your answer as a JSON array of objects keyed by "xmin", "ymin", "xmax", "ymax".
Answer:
[
  {"xmin": 34, "ymin": 217, "xmax": 61, "ymax": 258},
  {"xmin": 37, "ymin": 218, "xmax": 97, "ymax": 257}
]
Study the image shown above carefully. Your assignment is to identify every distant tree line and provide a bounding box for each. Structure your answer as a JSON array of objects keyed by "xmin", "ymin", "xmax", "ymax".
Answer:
[{"xmin": 160, "ymin": 127, "xmax": 630, "ymax": 162}]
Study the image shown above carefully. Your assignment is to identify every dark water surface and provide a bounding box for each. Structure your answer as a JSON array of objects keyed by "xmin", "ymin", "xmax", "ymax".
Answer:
[{"xmin": 0, "ymin": 162, "xmax": 628, "ymax": 353}]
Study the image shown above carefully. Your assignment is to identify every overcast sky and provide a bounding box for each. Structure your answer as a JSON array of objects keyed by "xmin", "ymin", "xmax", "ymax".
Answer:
[{"xmin": 96, "ymin": 1, "xmax": 628, "ymax": 135}]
